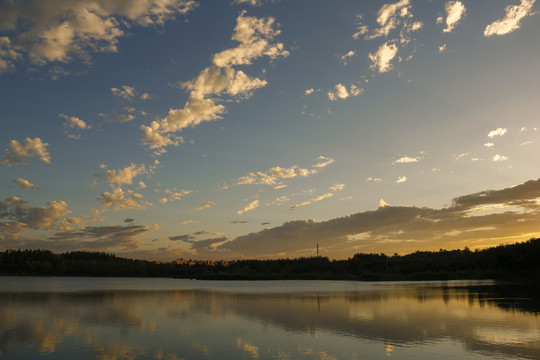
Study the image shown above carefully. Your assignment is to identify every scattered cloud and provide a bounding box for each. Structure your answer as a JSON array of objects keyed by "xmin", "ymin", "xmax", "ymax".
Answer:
[
  {"xmin": 48, "ymin": 225, "xmax": 150, "ymax": 250},
  {"xmin": 195, "ymin": 201, "xmax": 215, "ymax": 211},
  {"xmin": 329, "ymin": 184, "xmax": 345, "ymax": 192},
  {"xmin": 484, "ymin": 0, "xmax": 536, "ymax": 37},
  {"xmin": 100, "ymin": 113, "xmax": 136, "ymax": 123},
  {"xmin": 393, "ymin": 156, "xmax": 420, "ymax": 164},
  {"xmin": 396, "ymin": 176, "xmax": 408, "ymax": 183},
  {"xmin": 60, "ymin": 114, "xmax": 90, "ymax": 129},
  {"xmin": 327, "ymin": 83, "xmax": 363, "ymax": 101},
  {"xmin": 0, "ymin": 196, "xmax": 70, "ymax": 241},
  {"xmin": 492, "ymin": 154, "xmax": 509, "ymax": 162},
  {"xmin": 96, "ymin": 163, "xmax": 148, "ymax": 187},
  {"xmin": 98, "ymin": 188, "xmax": 150, "ymax": 210},
  {"xmin": 169, "ymin": 234, "xmax": 195, "ymax": 241},
  {"xmin": 369, "ymin": 42, "xmax": 399, "ymax": 73},
  {"xmin": 0, "ymin": 0, "xmax": 198, "ymax": 72},
  {"xmin": 438, "ymin": 1, "xmax": 466, "ymax": 33},
  {"xmin": 289, "ymin": 193, "xmax": 333, "ymax": 210},
  {"xmin": 304, "ymin": 88, "xmax": 315, "ymax": 96},
  {"xmin": 13, "ymin": 178, "xmax": 39, "ymax": 189},
  {"xmin": 111, "ymin": 85, "xmax": 137, "ymax": 100},
  {"xmin": 238, "ymin": 200, "xmax": 259, "ymax": 215},
  {"xmin": 367, "ymin": 177, "xmax": 383, "ymax": 182},
  {"xmin": 1, "ymin": 138, "xmax": 51, "ymax": 166},
  {"xmin": 488, "ymin": 128, "xmax": 507, "ymax": 138},
  {"xmin": 438, "ymin": 44, "xmax": 447, "ymax": 53},
  {"xmin": 339, "ymin": 50, "xmax": 357, "ymax": 65},
  {"xmin": 484, "ymin": 142, "xmax": 494, "ymax": 148},
  {"xmin": 213, "ymin": 178, "xmax": 540, "ymax": 258},
  {"xmin": 140, "ymin": 11, "xmax": 288, "ymax": 152}
]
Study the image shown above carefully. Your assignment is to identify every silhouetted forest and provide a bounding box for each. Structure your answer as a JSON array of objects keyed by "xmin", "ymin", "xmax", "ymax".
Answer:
[{"xmin": 1, "ymin": 238, "xmax": 539, "ymax": 281}]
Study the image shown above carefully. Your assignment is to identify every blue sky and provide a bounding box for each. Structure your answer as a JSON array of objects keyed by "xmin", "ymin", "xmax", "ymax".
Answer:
[{"xmin": 1, "ymin": 0, "xmax": 540, "ymax": 260}]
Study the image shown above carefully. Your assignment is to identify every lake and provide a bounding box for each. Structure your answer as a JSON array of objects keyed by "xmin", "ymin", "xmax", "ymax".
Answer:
[{"xmin": 0, "ymin": 277, "xmax": 538, "ymax": 359}]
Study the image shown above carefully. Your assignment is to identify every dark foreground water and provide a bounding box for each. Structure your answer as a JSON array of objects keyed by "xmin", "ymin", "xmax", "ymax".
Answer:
[{"xmin": 0, "ymin": 277, "xmax": 538, "ymax": 360}]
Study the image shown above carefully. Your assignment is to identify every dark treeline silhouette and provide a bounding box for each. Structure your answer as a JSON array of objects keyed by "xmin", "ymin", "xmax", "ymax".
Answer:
[{"xmin": 1, "ymin": 238, "xmax": 539, "ymax": 281}]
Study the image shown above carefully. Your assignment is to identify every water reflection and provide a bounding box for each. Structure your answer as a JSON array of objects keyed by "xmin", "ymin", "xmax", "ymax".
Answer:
[{"xmin": 0, "ymin": 279, "xmax": 538, "ymax": 359}]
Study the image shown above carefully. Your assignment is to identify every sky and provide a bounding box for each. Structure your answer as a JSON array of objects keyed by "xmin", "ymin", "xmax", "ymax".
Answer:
[{"xmin": 1, "ymin": 0, "xmax": 540, "ymax": 261}]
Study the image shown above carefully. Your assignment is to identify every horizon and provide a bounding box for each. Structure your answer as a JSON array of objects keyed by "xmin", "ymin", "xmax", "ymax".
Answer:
[{"xmin": 1, "ymin": 0, "xmax": 540, "ymax": 262}]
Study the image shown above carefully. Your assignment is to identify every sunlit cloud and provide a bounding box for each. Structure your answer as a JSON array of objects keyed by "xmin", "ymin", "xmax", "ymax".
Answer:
[
  {"xmin": 339, "ymin": 50, "xmax": 357, "ymax": 65},
  {"xmin": 98, "ymin": 188, "xmax": 150, "ymax": 210},
  {"xmin": 393, "ymin": 156, "xmax": 420, "ymax": 164},
  {"xmin": 0, "ymin": 0, "xmax": 197, "ymax": 73},
  {"xmin": 327, "ymin": 83, "xmax": 363, "ymax": 101},
  {"xmin": 1, "ymin": 138, "xmax": 51, "ymax": 166},
  {"xmin": 369, "ymin": 42, "xmax": 398, "ymax": 73},
  {"xmin": 13, "ymin": 178, "xmax": 40, "ymax": 189},
  {"xmin": 484, "ymin": 0, "xmax": 536, "ymax": 37},
  {"xmin": 195, "ymin": 201, "xmax": 215, "ymax": 211},
  {"xmin": 367, "ymin": 177, "xmax": 383, "ymax": 182},
  {"xmin": 484, "ymin": 142, "xmax": 494, "ymax": 148},
  {"xmin": 395, "ymin": 176, "xmax": 407, "ymax": 183},
  {"xmin": 238, "ymin": 200, "xmax": 259, "ymax": 215},
  {"xmin": 140, "ymin": 11, "xmax": 288, "ymax": 152},
  {"xmin": 438, "ymin": 44, "xmax": 447, "ymax": 53},
  {"xmin": 100, "ymin": 113, "xmax": 136, "ymax": 123},
  {"xmin": 289, "ymin": 192, "xmax": 333, "ymax": 210},
  {"xmin": 438, "ymin": 1, "xmax": 466, "ymax": 33},
  {"xmin": 492, "ymin": 154, "xmax": 509, "ymax": 162},
  {"xmin": 488, "ymin": 128, "xmax": 507, "ymax": 138}
]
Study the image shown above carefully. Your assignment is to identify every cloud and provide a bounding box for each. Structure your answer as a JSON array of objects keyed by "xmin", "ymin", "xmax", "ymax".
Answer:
[
  {"xmin": 124, "ymin": 218, "xmax": 135, "ymax": 223},
  {"xmin": 238, "ymin": 200, "xmax": 259, "ymax": 215},
  {"xmin": 0, "ymin": 197, "xmax": 70, "ymax": 241},
  {"xmin": 329, "ymin": 184, "xmax": 345, "ymax": 192},
  {"xmin": 439, "ymin": 1, "xmax": 466, "ymax": 33},
  {"xmin": 369, "ymin": 42, "xmax": 398, "ymax": 73},
  {"xmin": 339, "ymin": 50, "xmax": 356, "ymax": 65},
  {"xmin": 289, "ymin": 193, "xmax": 333, "ymax": 210},
  {"xmin": 312, "ymin": 156, "xmax": 335, "ymax": 168},
  {"xmin": 59, "ymin": 114, "xmax": 90, "ymax": 129},
  {"xmin": 492, "ymin": 154, "xmax": 509, "ymax": 162},
  {"xmin": 304, "ymin": 88, "xmax": 315, "ymax": 96},
  {"xmin": 327, "ymin": 83, "xmax": 363, "ymax": 101},
  {"xmin": 367, "ymin": 177, "xmax": 382, "ymax": 182},
  {"xmin": 395, "ymin": 176, "xmax": 407, "ymax": 183},
  {"xmin": 212, "ymin": 178, "xmax": 540, "ymax": 258},
  {"xmin": 233, "ymin": 0, "xmax": 263, "ymax": 5},
  {"xmin": 488, "ymin": 128, "xmax": 507, "ymax": 138},
  {"xmin": 438, "ymin": 44, "xmax": 447, "ymax": 53},
  {"xmin": 1, "ymin": 138, "xmax": 51, "ymax": 166},
  {"xmin": 168, "ymin": 234, "xmax": 195, "ymax": 241},
  {"xmin": 96, "ymin": 163, "xmax": 148, "ymax": 187},
  {"xmin": 111, "ymin": 85, "xmax": 137, "ymax": 100},
  {"xmin": 13, "ymin": 178, "xmax": 39, "ymax": 189},
  {"xmin": 48, "ymin": 224, "xmax": 150, "ymax": 250},
  {"xmin": 484, "ymin": 142, "xmax": 494, "ymax": 148},
  {"xmin": 141, "ymin": 11, "xmax": 287, "ymax": 152},
  {"xmin": 393, "ymin": 156, "xmax": 420, "ymax": 164},
  {"xmin": 0, "ymin": 0, "xmax": 197, "ymax": 71},
  {"xmin": 100, "ymin": 113, "xmax": 136, "ymax": 123},
  {"xmin": 0, "ymin": 36, "xmax": 20, "ymax": 73},
  {"xmin": 484, "ymin": 0, "xmax": 536, "ymax": 37},
  {"xmin": 97, "ymin": 188, "xmax": 149, "ymax": 210},
  {"xmin": 195, "ymin": 201, "xmax": 215, "ymax": 211}
]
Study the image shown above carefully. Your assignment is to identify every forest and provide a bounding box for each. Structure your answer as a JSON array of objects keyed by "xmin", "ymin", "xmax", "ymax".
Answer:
[{"xmin": 1, "ymin": 238, "xmax": 539, "ymax": 281}]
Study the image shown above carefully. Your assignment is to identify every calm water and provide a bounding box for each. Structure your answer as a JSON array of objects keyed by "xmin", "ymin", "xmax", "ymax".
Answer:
[{"xmin": 0, "ymin": 277, "xmax": 538, "ymax": 360}]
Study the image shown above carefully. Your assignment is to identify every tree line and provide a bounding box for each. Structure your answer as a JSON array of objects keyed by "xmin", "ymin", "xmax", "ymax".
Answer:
[{"xmin": 1, "ymin": 238, "xmax": 539, "ymax": 281}]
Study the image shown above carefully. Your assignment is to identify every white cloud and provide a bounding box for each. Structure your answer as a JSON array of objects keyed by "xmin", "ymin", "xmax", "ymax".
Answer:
[
  {"xmin": 352, "ymin": 14, "xmax": 369, "ymax": 39},
  {"xmin": 484, "ymin": 0, "xmax": 536, "ymax": 37},
  {"xmin": 488, "ymin": 127, "xmax": 507, "ymax": 138},
  {"xmin": 396, "ymin": 176, "xmax": 408, "ymax": 183},
  {"xmin": 367, "ymin": 177, "xmax": 382, "ymax": 182},
  {"xmin": 492, "ymin": 154, "xmax": 509, "ymax": 162},
  {"xmin": 393, "ymin": 156, "xmax": 420, "ymax": 164},
  {"xmin": 0, "ymin": 0, "xmax": 197, "ymax": 70},
  {"xmin": 233, "ymin": 0, "xmax": 263, "ymax": 6},
  {"xmin": 98, "ymin": 188, "xmax": 149, "ymax": 210},
  {"xmin": 0, "ymin": 36, "xmax": 20, "ymax": 73},
  {"xmin": 212, "ymin": 11, "xmax": 289, "ymax": 67},
  {"xmin": 304, "ymin": 88, "xmax": 315, "ymax": 96},
  {"xmin": 438, "ymin": 44, "xmax": 447, "ymax": 53},
  {"xmin": 484, "ymin": 142, "xmax": 494, "ymax": 148},
  {"xmin": 195, "ymin": 201, "xmax": 216, "ymax": 211},
  {"xmin": 313, "ymin": 156, "xmax": 335, "ymax": 168},
  {"xmin": 96, "ymin": 163, "xmax": 148, "ymax": 187},
  {"xmin": 0, "ymin": 197, "xmax": 70, "ymax": 241},
  {"xmin": 238, "ymin": 200, "xmax": 259, "ymax": 215},
  {"xmin": 328, "ymin": 83, "xmax": 363, "ymax": 101},
  {"xmin": 141, "ymin": 12, "xmax": 287, "ymax": 151},
  {"xmin": 329, "ymin": 184, "xmax": 345, "ymax": 192},
  {"xmin": 60, "ymin": 114, "xmax": 90, "ymax": 129},
  {"xmin": 369, "ymin": 42, "xmax": 399, "ymax": 73},
  {"xmin": 100, "ymin": 113, "xmax": 135, "ymax": 123},
  {"xmin": 441, "ymin": 1, "xmax": 466, "ymax": 33},
  {"xmin": 289, "ymin": 193, "xmax": 333, "ymax": 210},
  {"xmin": 111, "ymin": 85, "xmax": 137, "ymax": 100},
  {"xmin": 339, "ymin": 50, "xmax": 356, "ymax": 65},
  {"xmin": 1, "ymin": 138, "xmax": 51, "ymax": 166},
  {"xmin": 13, "ymin": 178, "xmax": 40, "ymax": 189}
]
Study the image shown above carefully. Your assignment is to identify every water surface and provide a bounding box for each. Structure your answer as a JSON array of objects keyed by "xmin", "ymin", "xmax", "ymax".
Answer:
[{"xmin": 0, "ymin": 277, "xmax": 538, "ymax": 359}]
